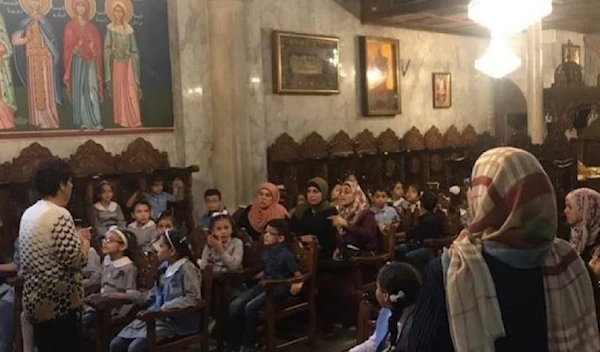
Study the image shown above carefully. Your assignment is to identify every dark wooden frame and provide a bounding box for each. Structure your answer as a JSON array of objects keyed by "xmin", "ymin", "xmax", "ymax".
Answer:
[
  {"xmin": 359, "ymin": 36, "xmax": 402, "ymax": 116},
  {"xmin": 272, "ymin": 31, "xmax": 340, "ymax": 95},
  {"xmin": 432, "ymin": 72, "xmax": 452, "ymax": 109}
]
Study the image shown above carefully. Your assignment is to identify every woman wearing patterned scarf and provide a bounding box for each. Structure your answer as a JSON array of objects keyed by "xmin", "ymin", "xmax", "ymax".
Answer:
[
  {"xmin": 329, "ymin": 180, "xmax": 378, "ymax": 259},
  {"xmin": 409, "ymin": 147, "xmax": 600, "ymax": 352},
  {"xmin": 565, "ymin": 188, "xmax": 600, "ymax": 261}
]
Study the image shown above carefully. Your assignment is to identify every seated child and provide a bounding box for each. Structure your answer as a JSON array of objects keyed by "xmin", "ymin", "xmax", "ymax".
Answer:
[
  {"xmin": 76, "ymin": 220, "xmax": 102, "ymax": 290},
  {"xmin": 84, "ymin": 227, "xmax": 140, "ymax": 325},
  {"xmin": 396, "ymin": 191, "xmax": 445, "ymax": 269},
  {"xmin": 370, "ymin": 188, "xmax": 400, "ymax": 230},
  {"xmin": 109, "ymin": 230, "xmax": 202, "ymax": 352},
  {"xmin": 228, "ymin": 219, "xmax": 303, "ymax": 352},
  {"xmin": 93, "ymin": 181, "xmax": 127, "ymax": 238},
  {"xmin": 389, "ymin": 181, "xmax": 409, "ymax": 214},
  {"xmin": 199, "ymin": 211, "xmax": 243, "ymax": 273},
  {"xmin": 201, "ymin": 188, "xmax": 224, "ymax": 231},
  {"xmin": 147, "ymin": 175, "xmax": 175, "ymax": 220},
  {"xmin": 350, "ymin": 262, "xmax": 421, "ymax": 352},
  {"xmin": 401, "ymin": 184, "xmax": 422, "ymax": 231},
  {"xmin": 156, "ymin": 213, "xmax": 175, "ymax": 237},
  {"xmin": 126, "ymin": 177, "xmax": 148, "ymax": 210},
  {"xmin": 128, "ymin": 200, "xmax": 157, "ymax": 253}
]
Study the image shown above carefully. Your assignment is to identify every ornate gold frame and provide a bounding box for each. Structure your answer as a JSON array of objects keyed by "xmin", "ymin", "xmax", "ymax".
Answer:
[{"xmin": 272, "ymin": 30, "xmax": 340, "ymax": 95}]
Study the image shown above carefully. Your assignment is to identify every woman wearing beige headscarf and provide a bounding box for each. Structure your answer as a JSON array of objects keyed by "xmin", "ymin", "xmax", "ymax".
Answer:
[
  {"xmin": 409, "ymin": 147, "xmax": 600, "ymax": 352},
  {"xmin": 565, "ymin": 188, "xmax": 600, "ymax": 261}
]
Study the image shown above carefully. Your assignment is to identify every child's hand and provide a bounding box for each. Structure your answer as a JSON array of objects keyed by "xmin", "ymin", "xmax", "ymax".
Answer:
[
  {"xmin": 290, "ymin": 282, "xmax": 303, "ymax": 295},
  {"xmin": 207, "ymin": 235, "xmax": 224, "ymax": 254}
]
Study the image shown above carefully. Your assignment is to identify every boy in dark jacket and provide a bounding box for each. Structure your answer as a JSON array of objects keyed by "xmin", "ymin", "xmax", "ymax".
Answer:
[
  {"xmin": 228, "ymin": 219, "xmax": 303, "ymax": 352},
  {"xmin": 396, "ymin": 191, "xmax": 444, "ymax": 268}
]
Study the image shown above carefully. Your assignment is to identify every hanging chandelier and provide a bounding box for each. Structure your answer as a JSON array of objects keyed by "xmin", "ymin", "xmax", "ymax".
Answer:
[
  {"xmin": 468, "ymin": 0, "xmax": 553, "ymax": 35},
  {"xmin": 475, "ymin": 34, "xmax": 522, "ymax": 78}
]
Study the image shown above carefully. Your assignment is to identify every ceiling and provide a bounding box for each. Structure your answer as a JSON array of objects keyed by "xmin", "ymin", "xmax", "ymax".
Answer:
[{"xmin": 361, "ymin": 0, "xmax": 600, "ymax": 37}]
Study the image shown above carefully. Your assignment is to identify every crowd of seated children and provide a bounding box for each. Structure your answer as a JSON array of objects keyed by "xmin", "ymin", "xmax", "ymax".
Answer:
[
  {"xmin": 127, "ymin": 200, "xmax": 157, "ymax": 253},
  {"xmin": 227, "ymin": 219, "xmax": 303, "ymax": 352},
  {"xmin": 350, "ymin": 262, "xmax": 421, "ymax": 352},
  {"xmin": 146, "ymin": 176, "xmax": 176, "ymax": 221},
  {"xmin": 110, "ymin": 230, "xmax": 202, "ymax": 352},
  {"xmin": 199, "ymin": 211, "xmax": 244, "ymax": 274},
  {"xmin": 93, "ymin": 181, "xmax": 127, "ymax": 239},
  {"xmin": 370, "ymin": 187, "xmax": 400, "ymax": 231},
  {"xmin": 201, "ymin": 189, "xmax": 225, "ymax": 231},
  {"xmin": 83, "ymin": 227, "xmax": 141, "ymax": 326},
  {"xmin": 395, "ymin": 191, "xmax": 445, "ymax": 269}
]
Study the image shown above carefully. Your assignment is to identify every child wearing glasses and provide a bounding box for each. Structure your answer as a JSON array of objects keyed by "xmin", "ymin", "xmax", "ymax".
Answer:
[
  {"xmin": 83, "ymin": 227, "xmax": 141, "ymax": 325},
  {"xmin": 227, "ymin": 219, "xmax": 303, "ymax": 352},
  {"xmin": 110, "ymin": 229, "xmax": 202, "ymax": 352}
]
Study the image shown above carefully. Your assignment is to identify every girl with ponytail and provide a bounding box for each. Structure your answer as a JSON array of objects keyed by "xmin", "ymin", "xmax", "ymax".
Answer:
[
  {"xmin": 110, "ymin": 229, "xmax": 202, "ymax": 352},
  {"xmin": 350, "ymin": 262, "xmax": 421, "ymax": 352}
]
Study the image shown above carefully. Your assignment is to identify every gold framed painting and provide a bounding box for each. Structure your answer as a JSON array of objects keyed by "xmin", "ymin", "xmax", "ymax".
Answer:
[
  {"xmin": 562, "ymin": 40, "xmax": 581, "ymax": 65},
  {"xmin": 272, "ymin": 31, "xmax": 340, "ymax": 94},
  {"xmin": 432, "ymin": 72, "xmax": 451, "ymax": 109},
  {"xmin": 359, "ymin": 36, "xmax": 401, "ymax": 116}
]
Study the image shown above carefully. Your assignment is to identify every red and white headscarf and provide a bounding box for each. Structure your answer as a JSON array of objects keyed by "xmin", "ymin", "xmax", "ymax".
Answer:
[
  {"xmin": 567, "ymin": 188, "xmax": 600, "ymax": 255},
  {"xmin": 445, "ymin": 147, "xmax": 600, "ymax": 352}
]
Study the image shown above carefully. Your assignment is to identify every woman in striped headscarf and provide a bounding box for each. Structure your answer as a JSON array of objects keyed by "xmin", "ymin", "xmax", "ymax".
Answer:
[
  {"xmin": 409, "ymin": 147, "xmax": 600, "ymax": 352},
  {"xmin": 565, "ymin": 188, "xmax": 600, "ymax": 261}
]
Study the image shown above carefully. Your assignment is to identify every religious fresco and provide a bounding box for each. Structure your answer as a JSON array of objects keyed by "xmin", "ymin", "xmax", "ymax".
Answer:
[{"xmin": 0, "ymin": 0, "xmax": 172, "ymax": 135}]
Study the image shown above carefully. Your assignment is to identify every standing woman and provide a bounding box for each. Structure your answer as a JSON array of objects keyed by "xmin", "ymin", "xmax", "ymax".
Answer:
[
  {"xmin": 565, "ymin": 187, "xmax": 600, "ymax": 262},
  {"xmin": 237, "ymin": 182, "xmax": 288, "ymax": 240},
  {"xmin": 0, "ymin": 12, "xmax": 16, "ymax": 130},
  {"xmin": 19, "ymin": 159, "xmax": 91, "ymax": 352},
  {"xmin": 63, "ymin": 0, "xmax": 104, "ymax": 130},
  {"xmin": 409, "ymin": 147, "xmax": 600, "ymax": 352},
  {"xmin": 104, "ymin": 0, "xmax": 142, "ymax": 128},
  {"xmin": 290, "ymin": 177, "xmax": 338, "ymax": 259}
]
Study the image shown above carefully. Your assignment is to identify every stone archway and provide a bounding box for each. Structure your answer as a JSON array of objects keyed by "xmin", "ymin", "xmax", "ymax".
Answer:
[{"xmin": 493, "ymin": 78, "xmax": 527, "ymax": 144}]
